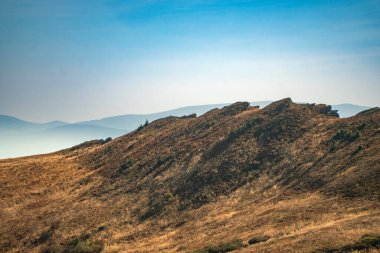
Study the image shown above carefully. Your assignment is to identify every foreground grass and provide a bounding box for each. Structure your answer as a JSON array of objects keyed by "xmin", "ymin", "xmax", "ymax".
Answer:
[
  {"xmin": 312, "ymin": 234, "xmax": 380, "ymax": 253},
  {"xmin": 1, "ymin": 155, "xmax": 379, "ymax": 252}
]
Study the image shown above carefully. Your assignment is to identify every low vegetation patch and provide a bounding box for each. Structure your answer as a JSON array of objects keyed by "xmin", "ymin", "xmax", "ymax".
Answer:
[
  {"xmin": 32, "ymin": 223, "xmax": 58, "ymax": 246},
  {"xmin": 99, "ymin": 137, "xmax": 112, "ymax": 144},
  {"xmin": 42, "ymin": 232, "xmax": 105, "ymax": 253},
  {"xmin": 137, "ymin": 120, "xmax": 149, "ymax": 131},
  {"xmin": 248, "ymin": 235, "xmax": 270, "ymax": 245},
  {"xmin": 192, "ymin": 239, "xmax": 245, "ymax": 253},
  {"xmin": 351, "ymin": 145, "xmax": 363, "ymax": 156},
  {"xmin": 42, "ymin": 234, "xmax": 104, "ymax": 253},
  {"xmin": 119, "ymin": 158, "xmax": 134, "ymax": 172},
  {"xmin": 330, "ymin": 129, "xmax": 360, "ymax": 151},
  {"xmin": 64, "ymin": 235, "xmax": 104, "ymax": 253},
  {"xmin": 357, "ymin": 122, "xmax": 367, "ymax": 130},
  {"xmin": 332, "ymin": 129, "xmax": 359, "ymax": 142},
  {"xmin": 312, "ymin": 234, "xmax": 380, "ymax": 253},
  {"xmin": 140, "ymin": 189, "xmax": 180, "ymax": 220}
]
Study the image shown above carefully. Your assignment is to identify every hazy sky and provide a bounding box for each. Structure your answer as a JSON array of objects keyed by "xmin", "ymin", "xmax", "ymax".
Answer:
[{"xmin": 1, "ymin": 0, "xmax": 379, "ymax": 122}]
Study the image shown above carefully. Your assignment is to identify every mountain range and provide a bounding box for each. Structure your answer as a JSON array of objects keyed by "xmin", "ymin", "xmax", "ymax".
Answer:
[
  {"xmin": 0, "ymin": 102, "xmax": 372, "ymax": 158},
  {"xmin": 0, "ymin": 98, "xmax": 379, "ymax": 252}
]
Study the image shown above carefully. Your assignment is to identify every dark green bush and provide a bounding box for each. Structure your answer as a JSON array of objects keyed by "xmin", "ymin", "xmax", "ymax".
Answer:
[
  {"xmin": 100, "ymin": 137, "xmax": 112, "ymax": 144},
  {"xmin": 64, "ymin": 233, "xmax": 104, "ymax": 253},
  {"xmin": 155, "ymin": 157, "xmax": 164, "ymax": 168},
  {"xmin": 359, "ymin": 234, "xmax": 380, "ymax": 247},
  {"xmin": 357, "ymin": 122, "xmax": 367, "ymax": 130},
  {"xmin": 193, "ymin": 239, "xmax": 245, "ymax": 253},
  {"xmin": 137, "ymin": 124, "xmax": 144, "ymax": 131},
  {"xmin": 332, "ymin": 129, "xmax": 359, "ymax": 142},
  {"xmin": 96, "ymin": 226, "xmax": 107, "ymax": 232},
  {"xmin": 120, "ymin": 159, "xmax": 134, "ymax": 172},
  {"xmin": 68, "ymin": 240, "xmax": 104, "ymax": 253},
  {"xmin": 329, "ymin": 140, "xmax": 338, "ymax": 152},
  {"xmin": 33, "ymin": 223, "xmax": 58, "ymax": 246},
  {"xmin": 248, "ymin": 235, "xmax": 270, "ymax": 245}
]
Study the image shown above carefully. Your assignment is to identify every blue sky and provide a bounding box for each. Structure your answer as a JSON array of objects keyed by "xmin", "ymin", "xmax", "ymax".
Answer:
[{"xmin": 0, "ymin": 0, "xmax": 379, "ymax": 122}]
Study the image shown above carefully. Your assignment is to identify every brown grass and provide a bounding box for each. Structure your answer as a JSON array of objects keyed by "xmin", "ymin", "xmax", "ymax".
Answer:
[{"xmin": 1, "ymin": 100, "xmax": 379, "ymax": 252}]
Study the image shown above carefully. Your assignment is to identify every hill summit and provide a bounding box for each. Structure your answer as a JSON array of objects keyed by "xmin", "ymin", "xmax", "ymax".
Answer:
[{"xmin": 1, "ymin": 98, "xmax": 379, "ymax": 252}]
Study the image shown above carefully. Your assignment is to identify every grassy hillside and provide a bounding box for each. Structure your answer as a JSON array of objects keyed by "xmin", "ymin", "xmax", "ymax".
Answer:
[
  {"xmin": 0, "ymin": 99, "xmax": 379, "ymax": 253},
  {"xmin": 0, "ymin": 102, "xmax": 370, "ymax": 158}
]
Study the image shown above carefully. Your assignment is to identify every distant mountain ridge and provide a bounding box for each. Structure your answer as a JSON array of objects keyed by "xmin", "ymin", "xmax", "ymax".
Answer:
[
  {"xmin": 331, "ymin": 103, "xmax": 372, "ymax": 118},
  {"xmin": 79, "ymin": 101, "xmax": 272, "ymax": 132},
  {"xmin": 77, "ymin": 102, "xmax": 371, "ymax": 131},
  {"xmin": 0, "ymin": 115, "xmax": 67, "ymax": 133},
  {"xmin": 0, "ymin": 102, "xmax": 372, "ymax": 158}
]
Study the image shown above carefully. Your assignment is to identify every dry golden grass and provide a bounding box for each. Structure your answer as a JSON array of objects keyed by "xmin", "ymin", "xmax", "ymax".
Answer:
[
  {"xmin": 109, "ymin": 190, "xmax": 379, "ymax": 252},
  {"xmin": 1, "ymin": 161, "xmax": 379, "ymax": 253},
  {"xmin": 1, "ymin": 100, "xmax": 379, "ymax": 252}
]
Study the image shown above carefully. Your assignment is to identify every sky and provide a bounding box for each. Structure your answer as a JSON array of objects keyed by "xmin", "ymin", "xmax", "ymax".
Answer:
[{"xmin": 0, "ymin": 0, "xmax": 379, "ymax": 123}]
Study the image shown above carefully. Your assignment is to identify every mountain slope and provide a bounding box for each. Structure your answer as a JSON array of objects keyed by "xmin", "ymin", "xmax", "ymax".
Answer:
[
  {"xmin": 0, "ymin": 99, "xmax": 379, "ymax": 253},
  {"xmin": 0, "ymin": 102, "xmax": 371, "ymax": 159}
]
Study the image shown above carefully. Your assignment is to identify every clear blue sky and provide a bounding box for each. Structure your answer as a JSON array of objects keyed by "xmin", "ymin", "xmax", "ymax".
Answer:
[{"xmin": 0, "ymin": 0, "xmax": 379, "ymax": 122}]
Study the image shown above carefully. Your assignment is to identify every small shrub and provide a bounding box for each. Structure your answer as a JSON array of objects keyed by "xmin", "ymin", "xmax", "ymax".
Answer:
[
  {"xmin": 359, "ymin": 234, "xmax": 380, "ymax": 247},
  {"xmin": 312, "ymin": 247, "xmax": 339, "ymax": 253},
  {"xmin": 137, "ymin": 124, "xmax": 144, "ymax": 131},
  {"xmin": 332, "ymin": 129, "xmax": 359, "ymax": 142},
  {"xmin": 155, "ymin": 157, "xmax": 164, "ymax": 167},
  {"xmin": 351, "ymin": 145, "xmax": 363, "ymax": 156},
  {"xmin": 193, "ymin": 239, "xmax": 245, "ymax": 253},
  {"xmin": 181, "ymin": 113, "xmax": 197, "ymax": 119},
  {"xmin": 151, "ymin": 155, "xmax": 174, "ymax": 171},
  {"xmin": 96, "ymin": 226, "xmax": 107, "ymax": 232},
  {"xmin": 120, "ymin": 159, "xmax": 134, "ymax": 172},
  {"xmin": 329, "ymin": 140, "xmax": 338, "ymax": 152},
  {"xmin": 43, "ymin": 233, "xmax": 104, "ymax": 253},
  {"xmin": 70, "ymin": 240, "xmax": 104, "ymax": 253},
  {"xmin": 248, "ymin": 235, "xmax": 270, "ymax": 245},
  {"xmin": 33, "ymin": 230, "xmax": 53, "ymax": 246},
  {"xmin": 65, "ymin": 233, "xmax": 104, "ymax": 253},
  {"xmin": 357, "ymin": 122, "xmax": 367, "ymax": 130},
  {"xmin": 32, "ymin": 223, "xmax": 58, "ymax": 246},
  {"xmin": 100, "ymin": 137, "xmax": 112, "ymax": 144}
]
